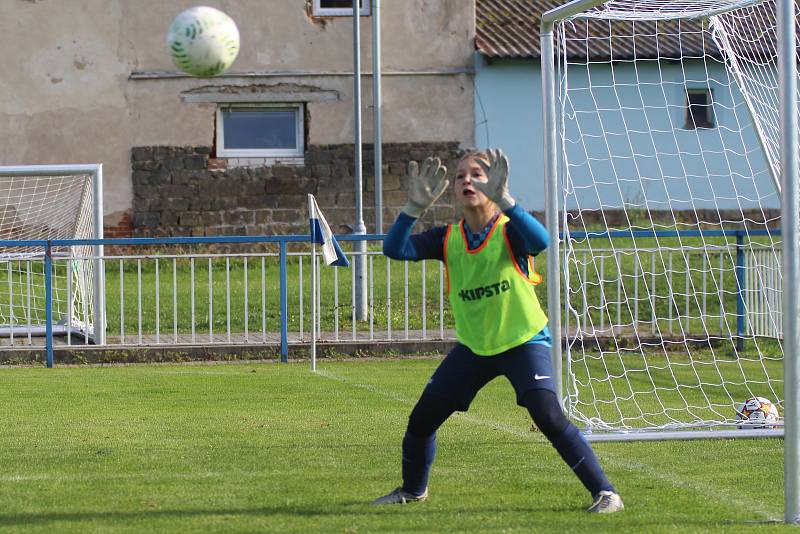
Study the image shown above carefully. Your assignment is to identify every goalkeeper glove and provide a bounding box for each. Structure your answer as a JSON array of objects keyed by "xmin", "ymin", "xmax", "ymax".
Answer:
[
  {"xmin": 402, "ymin": 157, "xmax": 449, "ymax": 218},
  {"xmin": 473, "ymin": 148, "xmax": 516, "ymax": 212}
]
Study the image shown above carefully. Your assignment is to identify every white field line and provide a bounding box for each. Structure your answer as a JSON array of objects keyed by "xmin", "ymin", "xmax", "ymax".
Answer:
[
  {"xmin": 0, "ymin": 470, "xmax": 293, "ymax": 483},
  {"xmin": 314, "ymin": 368, "xmax": 782, "ymax": 522}
]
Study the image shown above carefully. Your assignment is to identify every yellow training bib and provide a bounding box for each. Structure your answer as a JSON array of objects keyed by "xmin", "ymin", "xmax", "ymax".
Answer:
[{"xmin": 444, "ymin": 215, "xmax": 548, "ymax": 355}]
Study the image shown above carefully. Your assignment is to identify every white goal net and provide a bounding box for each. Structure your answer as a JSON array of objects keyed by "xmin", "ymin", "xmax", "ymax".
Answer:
[
  {"xmin": 0, "ymin": 165, "xmax": 105, "ymax": 345},
  {"xmin": 545, "ymin": 0, "xmax": 798, "ymax": 438}
]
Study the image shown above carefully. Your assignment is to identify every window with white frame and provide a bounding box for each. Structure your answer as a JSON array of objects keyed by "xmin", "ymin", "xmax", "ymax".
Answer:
[
  {"xmin": 313, "ymin": 0, "xmax": 370, "ymax": 17},
  {"xmin": 216, "ymin": 104, "xmax": 304, "ymax": 158}
]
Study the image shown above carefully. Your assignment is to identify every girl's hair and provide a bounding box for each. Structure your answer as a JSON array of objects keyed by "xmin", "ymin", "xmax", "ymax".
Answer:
[{"xmin": 457, "ymin": 148, "xmax": 489, "ymax": 166}]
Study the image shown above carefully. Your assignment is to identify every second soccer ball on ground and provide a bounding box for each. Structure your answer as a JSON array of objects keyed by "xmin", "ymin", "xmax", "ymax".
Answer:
[{"xmin": 736, "ymin": 396, "xmax": 780, "ymax": 429}]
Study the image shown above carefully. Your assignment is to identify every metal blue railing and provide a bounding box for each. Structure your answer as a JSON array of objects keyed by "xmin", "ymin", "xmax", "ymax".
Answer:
[
  {"xmin": 1, "ymin": 233, "xmax": 385, "ymax": 368},
  {"xmin": 566, "ymin": 228, "xmax": 779, "ymax": 350},
  {"xmin": 1, "ymin": 227, "xmax": 780, "ymax": 367}
]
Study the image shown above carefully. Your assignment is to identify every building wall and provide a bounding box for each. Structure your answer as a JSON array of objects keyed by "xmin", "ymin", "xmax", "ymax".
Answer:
[
  {"xmin": 474, "ymin": 56, "xmax": 545, "ymax": 211},
  {"xmin": 1, "ymin": 1, "xmax": 475, "ymax": 231},
  {"xmin": 131, "ymin": 142, "xmax": 460, "ymax": 237},
  {"xmin": 474, "ymin": 55, "xmax": 777, "ymax": 213}
]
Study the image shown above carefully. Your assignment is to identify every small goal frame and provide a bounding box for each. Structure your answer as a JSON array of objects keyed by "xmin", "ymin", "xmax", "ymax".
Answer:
[{"xmin": 0, "ymin": 164, "xmax": 105, "ymax": 345}]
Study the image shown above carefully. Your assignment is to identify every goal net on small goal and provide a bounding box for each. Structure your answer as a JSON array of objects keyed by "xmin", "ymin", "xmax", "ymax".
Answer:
[
  {"xmin": 0, "ymin": 165, "xmax": 105, "ymax": 345},
  {"xmin": 541, "ymin": 0, "xmax": 798, "ymax": 439}
]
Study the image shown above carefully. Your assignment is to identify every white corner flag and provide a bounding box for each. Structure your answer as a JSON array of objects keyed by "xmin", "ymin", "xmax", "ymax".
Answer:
[
  {"xmin": 308, "ymin": 194, "xmax": 349, "ymax": 372},
  {"xmin": 308, "ymin": 194, "xmax": 350, "ymax": 267}
]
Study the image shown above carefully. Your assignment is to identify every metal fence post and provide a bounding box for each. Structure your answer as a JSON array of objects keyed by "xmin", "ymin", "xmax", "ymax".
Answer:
[
  {"xmin": 280, "ymin": 240, "xmax": 288, "ymax": 362},
  {"xmin": 735, "ymin": 230, "xmax": 745, "ymax": 351},
  {"xmin": 45, "ymin": 242, "xmax": 53, "ymax": 368}
]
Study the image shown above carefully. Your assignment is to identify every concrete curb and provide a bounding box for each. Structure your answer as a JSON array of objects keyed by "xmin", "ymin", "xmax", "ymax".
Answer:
[{"xmin": 0, "ymin": 340, "xmax": 453, "ymax": 366}]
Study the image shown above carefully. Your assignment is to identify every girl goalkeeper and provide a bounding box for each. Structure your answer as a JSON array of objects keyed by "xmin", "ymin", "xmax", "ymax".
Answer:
[{"xmin": 372, "ymin": 149, "xmax": 623, "ymax": 513}]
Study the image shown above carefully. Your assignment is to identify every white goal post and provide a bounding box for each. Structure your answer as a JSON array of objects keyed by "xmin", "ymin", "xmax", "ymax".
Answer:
[
  {"xmin": 0, "ymin": 165, "xmax": 105, "ymax": 345},
  {"xmin": 539, "ymin": 0, "xmax": 798, "ymax": 443}
]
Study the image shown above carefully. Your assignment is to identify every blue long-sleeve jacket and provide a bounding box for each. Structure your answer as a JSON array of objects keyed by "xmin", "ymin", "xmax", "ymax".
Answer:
[{"xmin": 382, "ymin": 204, "xmax": 552, "ymax": 346}]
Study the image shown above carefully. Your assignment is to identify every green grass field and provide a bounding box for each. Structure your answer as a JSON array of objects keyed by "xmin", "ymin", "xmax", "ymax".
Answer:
[{"xmin": 0, "ymin": 358, "xmax": 789, "ymax": 533}]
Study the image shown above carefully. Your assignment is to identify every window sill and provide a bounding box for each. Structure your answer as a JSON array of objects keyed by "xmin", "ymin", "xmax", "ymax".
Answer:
[{"xmin": 224, "ymin": 157, "xmax": 305, "ymax": 168}]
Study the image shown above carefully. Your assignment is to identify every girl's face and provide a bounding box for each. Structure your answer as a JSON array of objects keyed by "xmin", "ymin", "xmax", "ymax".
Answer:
[{"xmin": 454, "ymin": 156, "xmax": 490, "ymax": 208}]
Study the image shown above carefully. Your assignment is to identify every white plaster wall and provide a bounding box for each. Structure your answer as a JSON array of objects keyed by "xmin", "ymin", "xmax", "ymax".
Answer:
[{"xmin": 0, "ymin": 0, "xmax": 475, "ymax": 222}]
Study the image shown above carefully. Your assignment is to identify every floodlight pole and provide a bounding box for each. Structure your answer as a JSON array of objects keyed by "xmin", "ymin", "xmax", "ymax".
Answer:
[
  {"xmin": 353, "ymin": 0, "xmax": 368, "ymax": 321},
  {"xmin": 372, "ymin": 0, "xmax": 383, "ymax": 234},
  {"xmin": 778, "ymin": 0, "xmax": 800, "ymax": 523}
]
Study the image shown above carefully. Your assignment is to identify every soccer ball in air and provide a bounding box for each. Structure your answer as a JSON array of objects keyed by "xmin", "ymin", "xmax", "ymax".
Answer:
[
  {"xmin": 167, "ymin": 6, "xmax": 240, "ymax": 77},
  {"xmin": 736, "ymin": 396, "xmax": 780, "ymax": 428}
]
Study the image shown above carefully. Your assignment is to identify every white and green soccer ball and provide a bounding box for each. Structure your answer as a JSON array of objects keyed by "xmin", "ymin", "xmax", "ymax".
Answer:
[
  {"xmin": 167, "ymin": 6, "xmax": 240, "ymax": 78},
  {"xmin": 736, "ymin": 396, "xmax": 780, "ymax": 429}
]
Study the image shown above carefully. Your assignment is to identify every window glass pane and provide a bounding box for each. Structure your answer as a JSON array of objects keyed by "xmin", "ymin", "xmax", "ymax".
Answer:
[
  {"xmin": 222, "ymin": 109, "xmax": 297, "ymax": 150},
  {"xmin": 685, "ymin": 90, "xmax": 714, "ymax": 129},
  {"xmin": 321, "ymin": 0, "xmax": 363, "ymax": 7}
]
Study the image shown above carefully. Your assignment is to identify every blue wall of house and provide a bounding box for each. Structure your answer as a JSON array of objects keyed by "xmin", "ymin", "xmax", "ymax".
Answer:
[
  {"xmin": 474, "ymin": 56, "xmax": 547, "ymax": 211},
  {"xmin": 474, "ymin": 54, "xmax": 778, "ymax": 214}
]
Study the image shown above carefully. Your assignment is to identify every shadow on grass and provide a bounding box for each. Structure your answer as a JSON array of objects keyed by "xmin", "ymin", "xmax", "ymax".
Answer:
[
  {"xmin": 0, "ymin": 504, "xmax": 777, "ymax": 529},
  {"xmin": 0, "ymin": 506, "xmax": 343, "ymax": 527},
  {"xmin": 0, "ymin": 502, "xmax": 583, "ymax": 527}
]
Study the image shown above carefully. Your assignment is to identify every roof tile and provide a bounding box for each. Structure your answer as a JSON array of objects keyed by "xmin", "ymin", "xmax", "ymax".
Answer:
[{"xmin": 475, "ymin": 0, "xmax": 789, "ymax": 60}]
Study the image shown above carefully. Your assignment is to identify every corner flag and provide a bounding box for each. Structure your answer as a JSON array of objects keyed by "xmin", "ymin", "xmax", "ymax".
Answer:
[{"xmin": 308, "ymin": 194, "xmax": 350, "ymax": 267}]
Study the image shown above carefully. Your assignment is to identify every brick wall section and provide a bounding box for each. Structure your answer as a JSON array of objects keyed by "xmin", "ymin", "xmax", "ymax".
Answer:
[
  {"xmin": 130, "ymin": 143, "xmax": 461, "ymax": 237},
  {"xmin": 104, "ymin": 212, "xmax": 134, "ymax": 238}
]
